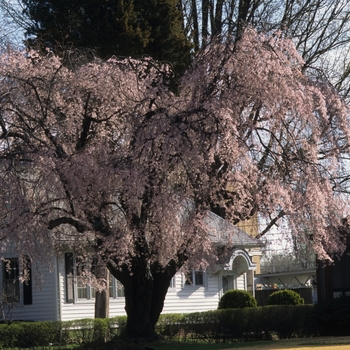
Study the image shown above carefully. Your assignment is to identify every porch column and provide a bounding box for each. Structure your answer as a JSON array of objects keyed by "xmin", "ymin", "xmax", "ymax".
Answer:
[{"xmin": 247, "ymin": 270, "xmax": 255, "ymax": 297}]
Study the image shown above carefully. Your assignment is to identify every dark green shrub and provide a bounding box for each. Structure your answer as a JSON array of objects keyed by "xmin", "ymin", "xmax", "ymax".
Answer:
[
  {"xmin": 19, "ymin": 321, "xmax": 61, "ymax": 347},
  {"xmin": 157, "ymin": 305, "xmax": 316, "ymax": 342},
  {"xmin": 109, "ymin": 315, "xmax": 127, "ymax": 337},
  {"xmin": 60, "ymin": 318, "xmax": 121, "ymax": 345},
  {"xmin": 0, "ymin": 322, "xmax": 21, "ymax": 348},
  {"xmin": 0, "ymin": 308, "xmax": 318, "ymax": 346},
  {"xmin": 267, "ymin": 290, "xmax": 304, "ymax": 306},
  {"xmin": 156, "ymin": 313, "xmax": 184, "ymax": 338},
  {"xmin": 0, "ymin": 321, "xmax": 61, "ymax": 348},
  {"xmin": 218, "ymin": 290, "xmax": 257, "ymax": 309},
  {"xmin": 0, "ymin": 317, "xmax": 126, "ymax": 348},
  {"xmin": 256, "ymin": 305, "xmax": 316, "ymax": 339},
  {"xmin": 61, "ymin": 319, "xmax": 95, "ymax": 344}
]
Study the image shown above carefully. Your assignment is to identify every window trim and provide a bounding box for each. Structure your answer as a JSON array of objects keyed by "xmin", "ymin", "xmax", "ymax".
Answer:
[
  {"xmin": 169, "ymin": 276, "xmax": 176, "ymax": 289},
  {"xmin": 109, "ymin": 276, "xmax": 125, "ymax": 298},
  {"xmin": 75, "ymin": 257, "xmax": 94, "ymax": 300},
  {"xmin": 184, "ymin": 270, "xmax": 206, "ymax": 288},
  {"xmin": 1, "ymin": 257, "xmax": 32, "ymax": 305},
  {"xmin": 64, "ymin": 253, "xmax": 124, "ymax": 303}
]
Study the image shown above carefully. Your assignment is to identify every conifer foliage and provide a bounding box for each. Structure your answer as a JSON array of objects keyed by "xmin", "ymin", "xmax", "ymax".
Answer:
[{"xmin": 22, "ymin": 0, "xmax": 191, "ymax": 75}]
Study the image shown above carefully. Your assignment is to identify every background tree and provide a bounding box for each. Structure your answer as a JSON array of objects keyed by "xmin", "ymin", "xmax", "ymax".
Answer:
[
  {"xmin": 0, "ymin": 27, "xmax": 350, "ymax": 339},
  {"xmin": 20, "ymin": 0, "xmax": 191, "ymax": 76},
  {"xmin": 182, "ymin": 0, "xmax": 350, "ymax": 97}
]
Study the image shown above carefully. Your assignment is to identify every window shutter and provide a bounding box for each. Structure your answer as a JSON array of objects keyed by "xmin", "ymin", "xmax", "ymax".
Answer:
[
  {"xmin": 65, "ymin": 253, "xmax": 74, "ymax": 303},
  {"xmin": 23, "ymin": 258, "xmax": 32, "ymax": 305}
]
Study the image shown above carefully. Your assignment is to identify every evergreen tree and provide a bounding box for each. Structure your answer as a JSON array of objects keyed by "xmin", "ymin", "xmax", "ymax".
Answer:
[{"xmin": 22, "ymin": 0, "xmax": 191, "ymax": 75}]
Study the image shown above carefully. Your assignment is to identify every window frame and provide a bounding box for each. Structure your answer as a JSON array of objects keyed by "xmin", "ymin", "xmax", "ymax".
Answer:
[
  {"xmin": 184, "ymin": 270, "xmax": 206, "ymax": 288},
  {"xmin": 108, "ymin": 276, "xmax": 125, "ymax": 298},
  {"xmin": 64, "ymin": 253, "xmax": 124, "ymax": 303},
  {"xmin": 1, "ymin": 257, "xmax": 32, "ymax": 305},
  {"xmin": 169, "ymin": 276, "xmax": 176, "ymax": 289}
]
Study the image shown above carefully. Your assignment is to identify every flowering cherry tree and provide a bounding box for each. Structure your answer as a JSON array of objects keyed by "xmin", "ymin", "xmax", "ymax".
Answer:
[{"xmin": 0, "ymin": 27, "xmax": 349, "ymax": 339}]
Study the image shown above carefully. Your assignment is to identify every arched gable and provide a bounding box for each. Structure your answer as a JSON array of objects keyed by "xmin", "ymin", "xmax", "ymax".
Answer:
[{"xmin": 224, "ymin": 249, "xmax": 256, "ymax": 274}]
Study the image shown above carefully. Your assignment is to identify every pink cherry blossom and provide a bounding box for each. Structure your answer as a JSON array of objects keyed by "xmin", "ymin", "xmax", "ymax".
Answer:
[{"xmin": 0, "ymin": 27, "xmax": 349, "ymax": 337}]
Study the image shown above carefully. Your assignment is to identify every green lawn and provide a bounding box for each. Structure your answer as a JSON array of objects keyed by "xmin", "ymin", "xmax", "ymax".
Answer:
[
  {"xmin": 150, "ymin": 337, "xmax": 350, "ymax": 350},
  {"xmin": 8, "ymin": 337, "xmax": 350, "ymax": 350}
]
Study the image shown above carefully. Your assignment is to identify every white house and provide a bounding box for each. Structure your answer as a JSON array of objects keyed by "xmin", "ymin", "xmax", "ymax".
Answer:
[{"xmin": 0, "ymin": 212, "xmax": 262, "ymax": 322}]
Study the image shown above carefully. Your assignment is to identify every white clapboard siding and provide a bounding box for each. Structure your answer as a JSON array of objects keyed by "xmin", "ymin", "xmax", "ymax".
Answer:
[
  {"xmin": 60, "ymin": 298, "xmax": 127, "ymax": 321},
  {"xmin": 3, "ymin": 254, "xmax": 249, "ymax": 321},
  {"xmin": 162, "ymin": 273, "xmax": 220, "ymax": 314},
  {"xmin": 58, "ymin": 254, "xmax": 127, "ymax": 321},
  {"xmin": 236, "ymin": 273, "xmax": 246, "ymax": 290},
  {"xmin": 59, "ymin": 268, "xmax": 221, "ymax": 320},
  {"xmin": 1, "ymin": 258, "xmax": 58, "ymax": 321}
]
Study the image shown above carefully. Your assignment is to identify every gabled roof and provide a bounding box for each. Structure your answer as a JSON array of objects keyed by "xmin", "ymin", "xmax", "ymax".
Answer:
[{"xmin": 205, "ymin": 211, "xmax": 262, "ymax": 248}]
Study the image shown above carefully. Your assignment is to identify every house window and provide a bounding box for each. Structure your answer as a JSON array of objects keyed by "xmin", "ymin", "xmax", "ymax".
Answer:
[
  {"xmin": 109, "ymin": 274, "xmax": 125, "ymax": 298},
  {"xmin": 2, "ymin": 258, "xmax": 19, "ymax": 302},
  {"xmin": 64, "ymin": 253, "xmax": 124, "ymax": 302},
  {"xmin": 116, "ymin": 281, "xmax": 125, "ymax": 298},
  {"xmin": 76, "ymin": 257, "xmax": 90, "ymax": 299},
  {"xmin": 185, "ymin": 270, "xmax": 205, "ymax": 287},
  {"xmin": 169, "ymin": 276, "xmax": 176, "ymax": 288},
  {"xmin": 108, "ymin": 273, "xmax": 114, "ymax": 297},
  {"xmin": 65, "ymin": 253, "xmax": 74, "ymax": 303},
  {"xmin": 1, "ymin": 258, "xmax": 32, "ymax": 305}
]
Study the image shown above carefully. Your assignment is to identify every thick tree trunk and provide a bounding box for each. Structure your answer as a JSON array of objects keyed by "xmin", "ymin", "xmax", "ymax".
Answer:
[
  {"xmin": 108, "ymin": 260, "xmax": 175, "ymax": 341},
  {"xmin": 123, "ymin": 272, "xmax": 158, "ymax": 340},
  {"xmin": 149, "ymin": 269, "xmax": 175, "ymax": 327}
]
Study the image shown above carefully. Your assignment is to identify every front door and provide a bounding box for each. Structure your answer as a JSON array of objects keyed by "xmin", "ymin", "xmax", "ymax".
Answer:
[{"xmin": 222, "ymin": 275, "xmax": 235, "ymax": 293}]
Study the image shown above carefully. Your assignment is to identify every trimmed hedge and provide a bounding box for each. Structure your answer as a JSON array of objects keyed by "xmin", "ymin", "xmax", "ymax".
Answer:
[
  {"xmin": 0, "ymin": 317, "xmax": 126, "ymax": 348},
  {"xmin": 4, "ymin": 302, "xmax": 350, "ymax": 346},
  {"xmin": 163, "ymin": 305, "xmax": 317, "ymax": 341},
  {"xmin": 218, "ymin": 290, "xmax": 257, "ymax": 309},
  {"xmin": 0, "ymin": 321, "xmax": 62, "ymax": 348},
  {"xmin": 267, "ymin": 290, "xmax": 304, "ymax": 306}
]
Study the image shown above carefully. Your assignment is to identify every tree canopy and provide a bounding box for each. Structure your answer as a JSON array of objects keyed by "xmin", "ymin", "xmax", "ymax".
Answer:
[{"xmin": 0, "ymin": 27, "xmax": 349, "ymax": 338}]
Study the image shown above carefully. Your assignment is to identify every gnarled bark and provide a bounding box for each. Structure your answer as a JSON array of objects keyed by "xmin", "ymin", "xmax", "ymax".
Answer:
[{"xmin": 108, "ymin": 259, "xmax": 176, "ymax": 340}]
